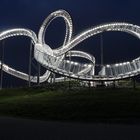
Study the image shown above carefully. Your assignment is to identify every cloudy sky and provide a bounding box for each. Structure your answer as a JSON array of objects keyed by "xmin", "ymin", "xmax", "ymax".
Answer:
[{"xmin": 0, "ymin": 0, "xmax": 140, "ymax": 86}]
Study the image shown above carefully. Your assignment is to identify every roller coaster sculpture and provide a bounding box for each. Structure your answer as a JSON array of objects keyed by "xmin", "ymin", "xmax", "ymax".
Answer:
[{"xmin": 0, "ymin": 9, "xmax": 140, "ymax": 84}]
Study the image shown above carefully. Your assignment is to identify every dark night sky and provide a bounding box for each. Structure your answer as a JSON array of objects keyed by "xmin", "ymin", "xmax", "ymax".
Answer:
[{"xmin": 0, "ymin": 0, "xmax": 140, "ymax": 87}]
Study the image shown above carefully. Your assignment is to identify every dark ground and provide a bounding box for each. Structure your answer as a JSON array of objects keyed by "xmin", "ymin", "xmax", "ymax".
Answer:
[{"xmin": 0, "ymin": 117, "xmax": 140, "ymax": 140}]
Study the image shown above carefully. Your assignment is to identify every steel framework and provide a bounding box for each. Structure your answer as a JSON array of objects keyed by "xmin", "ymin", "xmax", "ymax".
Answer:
[{"xmin": 0, "ymin": 10, "xmax": 140, "ymax": 84}]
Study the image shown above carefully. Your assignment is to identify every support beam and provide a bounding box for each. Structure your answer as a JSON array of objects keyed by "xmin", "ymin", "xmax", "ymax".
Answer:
[
  {"xmin": 113, "ymin": 81, "xmax": 116, "ymax": 88},
  {"xmin": 0, "ymin": 41, "xmax": 4, "ymax": 89},
  {"xmin": 28, "ymin": 40, "xmax": 32, "ymax": 87},
  {"xmin": 37, "ymin": 63, "xmax": 40, "ymax": 86},
  {"xmin": 132, "ymin": 77, "xmax": 136, "ymax": 89},
  {"xmin": 53, "ymin": 73, "xmax": 55, "ymax": 83},
  {"xmin": 100, "ymin": 34, "xmax": 104, "ymax": 67},
  {"xmin": 88, "ymin": 81, "xmax": 91, "ymax": 89}
]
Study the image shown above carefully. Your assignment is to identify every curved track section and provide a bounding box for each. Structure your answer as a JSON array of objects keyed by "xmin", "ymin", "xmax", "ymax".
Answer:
[
  {"xmin": 37, "ymin": 10, "xmax": 74, "ymax": 82},
  {"xmin": 38, "ymin": 9, "xmax": 73, "ymax": 47},
  {"xmin": 0, "ymin": 28, "xmax": 50, "ymax": 83},
  {"xmin": 0, "ymin": 10, "xmax": 140, "ymax": 83},
  {"xmin": 35, "ymin": 21, "xmax": 140, "ymax": 81},
  {"xmin": 54, "ymin": 23, "xmax": 140, "ymax": 56},
  {"xmin": 0, "ymin": 28, "xmax": 37, "ymax": 44}
]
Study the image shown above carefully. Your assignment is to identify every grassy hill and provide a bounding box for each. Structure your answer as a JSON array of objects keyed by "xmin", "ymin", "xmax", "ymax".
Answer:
[{"xmin": 0, "ymin": 85, "xmax": 140, "ymax": 123}]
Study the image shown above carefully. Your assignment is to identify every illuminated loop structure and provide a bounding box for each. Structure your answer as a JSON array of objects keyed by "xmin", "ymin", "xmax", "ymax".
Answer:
[{"xmin": 0, "ymin": 9, "xmax": 140, "ymax": 84}]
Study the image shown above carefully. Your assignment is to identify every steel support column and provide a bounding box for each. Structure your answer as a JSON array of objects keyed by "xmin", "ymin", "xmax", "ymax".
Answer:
[
  {"xmin": 0, "ymin": 41, "xmax": 4, "ymax": 89},
  {"xmin": 28, "ymin": 40, "xmax": 32, "ymax": 87}
]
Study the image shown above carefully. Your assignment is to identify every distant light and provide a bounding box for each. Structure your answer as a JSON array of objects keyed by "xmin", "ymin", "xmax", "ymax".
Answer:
[
  {"xmin": 74, "ymin": 62, "xmax": 78, "ymax": 65},
  {"xmin": 127, "ymin": 62, "xmax": 130, "ymax": 64},
  {"xmin": 106, "ymin": 65, "xmax": 110, "ymax": 68}
]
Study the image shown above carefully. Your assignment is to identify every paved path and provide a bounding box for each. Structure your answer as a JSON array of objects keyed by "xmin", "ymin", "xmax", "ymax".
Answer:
[{"xmin": 0, "ymin": 117, "xmax": 140, "ymax": 140}]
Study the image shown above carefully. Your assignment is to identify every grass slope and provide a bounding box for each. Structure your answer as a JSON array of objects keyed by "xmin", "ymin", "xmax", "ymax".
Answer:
[{"xmin": 0, "ymin": 86, "xmax": 140, "ymax": 123}]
